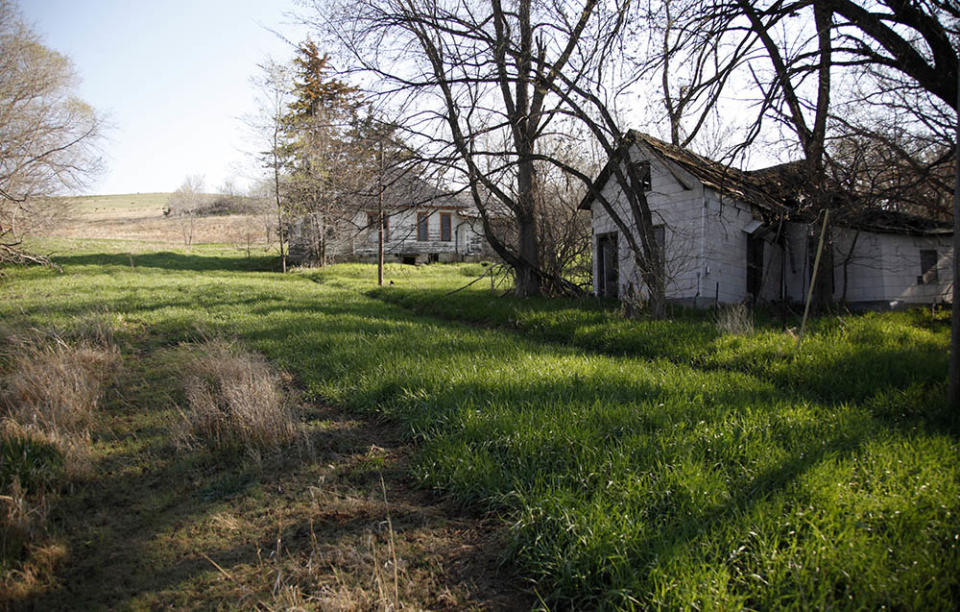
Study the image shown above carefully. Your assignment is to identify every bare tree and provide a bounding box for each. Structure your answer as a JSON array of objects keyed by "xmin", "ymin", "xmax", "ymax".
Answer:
[
  {"xmin": 167, "ymin": 175, "xmax": 206, "ymax": 246},
  {"xmin": 250, "ymin": 58, "xmax": 294, "ymax": 272},
  {"xmin": 307, "ymin": 0, "xmax": 609, "ymax": 296},
  {"xmin": 639, "ymin": 0, "xmax": 758, "ymax": 150},
  {"xmin": 533, "ymin": 135, "xmax": 597, "ymax": 291},
  {"xmin": 0, "ymin": 0, "xmax": 104, "ymax": 263}
]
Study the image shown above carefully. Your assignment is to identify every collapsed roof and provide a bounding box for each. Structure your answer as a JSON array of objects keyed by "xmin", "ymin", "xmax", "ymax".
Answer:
[{"xmin": 579, "ymin": 130, "xmax": 952, "ymax": 237}]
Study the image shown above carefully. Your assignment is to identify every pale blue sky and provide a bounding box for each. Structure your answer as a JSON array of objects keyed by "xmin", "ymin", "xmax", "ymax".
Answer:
[{"xmin": 21, "ymin": 0, "xmax": 305, "ymax": 195}]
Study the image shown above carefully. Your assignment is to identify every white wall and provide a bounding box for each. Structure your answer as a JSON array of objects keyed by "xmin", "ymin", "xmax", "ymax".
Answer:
[
  {"xmin": 879, "ymin": 233, "xmax": 953, "ymax": 305},
  {"xmin": 699, "ymin": 192, "xmax": 776, "ymax": 304},
  {"xmin": 589, "ymin": 144, "xmax": 954, "ymax": 307},
  {"xmin": 779, "ymin": 225, "xmax": 951, "ymax": 307},
  {"xmin": 829, "ymin": 228, "xmax": 885, "ymax": 303},
  {"xmin": 590, "ymin": 143, "xmax": 707, "ymax": 301}
]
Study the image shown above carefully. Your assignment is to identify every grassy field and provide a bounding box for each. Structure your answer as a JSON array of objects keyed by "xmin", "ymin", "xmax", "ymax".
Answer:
[
  {"xmin": 1, "ymin": 247, "xmax": 957, "ymax": 609},
  {"xmin": 67, "ymin": 193, "xmax": 173, "ymax": 219},
  {"xmin": 43, "ymin": 193, "xmax": 273, "ymax": 246}
]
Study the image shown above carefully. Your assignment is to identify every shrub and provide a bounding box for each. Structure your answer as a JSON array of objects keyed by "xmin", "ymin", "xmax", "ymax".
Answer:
[
  {"xmin": 715, "ymin": 302, "xmax": 754, "ymax": 336},
  {"xmin": 175, "ymin": 340, "xmax": 298, "ymax": 453}
]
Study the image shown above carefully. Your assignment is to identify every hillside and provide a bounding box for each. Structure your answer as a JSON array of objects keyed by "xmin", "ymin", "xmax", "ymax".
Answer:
[{"xmin": 45, "ymin": 193, "xmax": 274, "ymax": 246}]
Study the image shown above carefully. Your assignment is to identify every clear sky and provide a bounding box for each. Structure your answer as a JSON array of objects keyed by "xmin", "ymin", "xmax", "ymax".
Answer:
[{"xmin": 20, "ymin": 0, "xmax": 306, "ymax": 195}]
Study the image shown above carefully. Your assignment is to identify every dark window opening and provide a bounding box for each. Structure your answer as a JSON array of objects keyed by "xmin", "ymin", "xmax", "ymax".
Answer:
[
  {"xmin": 651, "ymin": 224, "xmax": 666, "ymax": 285},
  {"xmin": 653, "ymin": 224, "xmax": 665, "ymax": 250},
  {"xmin": 417, "ymin": 212, "xmax": 429, "ymax": 241},
  {"xmin": 440, "ymin": 213, "xmax": 452, "ymax": 241},
  {"xmin": 402, "ymin": 256, "xmax": 416, "ymax": 265},
  {"xmin": 807, "ymin": 235, "xmax": 834, "ymax": 298},
  {"xmin": 747, "ymin": 235, "xmax": 764, "ymax": 298},
  {"xmin": 428, "ymin": 253, "xmax": 440, "ymax": 264},
  {"xmin": 596, "ymin": 232, "xmax": 619, "ymax": 298},
  {"xmin": 919, "ymin": 249, "xmax": 938, "ymax": 284},
  {"xmin": 637, "ymin": 160, "xmax": 652, "ymax": 192}
]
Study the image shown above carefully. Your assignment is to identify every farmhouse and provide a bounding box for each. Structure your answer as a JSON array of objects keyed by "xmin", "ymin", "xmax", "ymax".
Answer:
[
  {"xmin": 580, "ymin": 131, "xmax": 953, "ymax": 309},
  {"xmin": 287, "ymin": 174, "xmax": 494, "ymax": 265}
]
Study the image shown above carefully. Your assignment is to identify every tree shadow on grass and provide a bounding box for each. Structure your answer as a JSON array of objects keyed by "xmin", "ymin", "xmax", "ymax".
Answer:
[
  {"xmin": 51, "ymin": 251, "xmax": 279, "ymax": 273},
  {"xmin": 372, "ymin": 289, "xmax": 952, "ymax": 413},
  {"xmin": 6, "ymin": 267, "xmax": 956, "ymax": 609},
  {"xmin": 18, "ymin": 397, "xmax": 532, "ymax": 611}
]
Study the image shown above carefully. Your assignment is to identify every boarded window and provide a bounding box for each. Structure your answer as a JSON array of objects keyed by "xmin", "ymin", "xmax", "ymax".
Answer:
[
  {"xmin": 417, "ymin": 213, "xmax": 429, "ymax": 241},
  {"xmin": 440, "ymin": 213, "xmax": 452, "ymax": 242},
  {"xmin": 919, "ymin": 249, "xmax": 938, "ymax": 284}
]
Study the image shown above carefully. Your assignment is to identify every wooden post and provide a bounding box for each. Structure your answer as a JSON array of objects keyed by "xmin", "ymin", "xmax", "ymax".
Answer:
[{"xmin": 797, "ymin": 209, "xmax": 830, "ymax": 350}]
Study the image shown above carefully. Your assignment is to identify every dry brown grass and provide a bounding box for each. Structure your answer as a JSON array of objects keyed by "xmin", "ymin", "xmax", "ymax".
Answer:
[
  {"xmin": 0, "ymin": 328, "xmax": 118, "ymax": 599},
  {"xmin": 0, "ymin": 470, "xmax": 66, "ymax": 600},
  {"xmin": 174, "ymin": 340, "xmax": 301, "ymax": 454},
  {"xmin": 46, "ymin": 213, "xmax": 274, "ymax": 246},
  {"xmin": 0, "ymin": 332, "xmax": 120, "ymax": 477}
]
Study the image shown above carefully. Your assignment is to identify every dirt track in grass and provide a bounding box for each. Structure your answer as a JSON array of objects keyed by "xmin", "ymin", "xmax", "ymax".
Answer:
[{"xmin": 13, "ymin": 399, "xmax": 531, "ymax": 611}]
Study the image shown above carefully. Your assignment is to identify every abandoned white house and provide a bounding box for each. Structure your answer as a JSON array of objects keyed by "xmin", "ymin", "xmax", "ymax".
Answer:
[
  {"xmin": 580, "ymin": 131, "xmax": 953, "ymax": 308},
  {"xmin": 287, "ymin": 174, "xmax": 494, "ymax": 265}
]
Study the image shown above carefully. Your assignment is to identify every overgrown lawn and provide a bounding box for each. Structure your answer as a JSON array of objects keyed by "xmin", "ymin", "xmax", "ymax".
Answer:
[{"xmin": 1, "ymin": 250, "xmax": 956, "ymax": 609}]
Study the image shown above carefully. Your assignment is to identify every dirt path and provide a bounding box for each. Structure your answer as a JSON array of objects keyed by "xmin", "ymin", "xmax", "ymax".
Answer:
[{"xmin": 16, "ymin": 399, "xmax": 532, "ymax": 610}]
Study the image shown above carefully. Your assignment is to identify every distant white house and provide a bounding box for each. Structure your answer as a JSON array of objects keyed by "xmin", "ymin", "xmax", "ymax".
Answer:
[
  {"xmin": 288, "ymin": 174, "xmax": 495, "ymax": 265},
  {"xmin": 351, "ymin": 202, "xmax": 492, "ymax": 265},
  {"xmin": 579, "ymin": 131, "xmax": 953, "ymax": 308}
]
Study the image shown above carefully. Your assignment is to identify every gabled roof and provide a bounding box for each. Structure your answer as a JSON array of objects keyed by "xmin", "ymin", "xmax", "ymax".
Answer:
[
  {"xmin": 354, "ymin": 168, "xmax": 471, "ymax": 212},
  {"xmin": 579, "ymin": 130, "xmax": 951, "ymax": 236},
  {"xmin": 578, "ymin": 131, "xmax": 787, "ymax": 214}
]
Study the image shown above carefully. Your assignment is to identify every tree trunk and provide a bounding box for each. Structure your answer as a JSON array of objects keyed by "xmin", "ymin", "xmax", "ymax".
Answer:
[
  {"xmin": 514, "ymin": 211, "xmax": 541, "ymax": 297},
  {"xmin": 646, "ymin": 267, "xmax": 667, "ymax": 319},
  {"xmin": 949, "ymin": 63, "xmax": 959, "ymax": 413}
]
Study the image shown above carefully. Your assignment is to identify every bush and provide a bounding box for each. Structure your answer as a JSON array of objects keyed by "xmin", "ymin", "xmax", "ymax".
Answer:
[{"xmin": 175, "ymin": 340, "xmax": 298, "ymax": 453}]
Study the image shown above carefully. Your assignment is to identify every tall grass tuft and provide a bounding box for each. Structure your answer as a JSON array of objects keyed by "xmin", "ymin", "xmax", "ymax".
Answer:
[
  {"xmin": 0, "ymin": 329, "xmax": 115, "ymax": 576},
  {"xmin": 0, "ymin": 333, "xmax": 119, "ymax": 477},
  {"xmin": 715, "ymin": 302, "xmax": 755, "ymax": 336},
  {"xmin": 175, "ymin": 340, "xmax": 298, "ymax": 453}
]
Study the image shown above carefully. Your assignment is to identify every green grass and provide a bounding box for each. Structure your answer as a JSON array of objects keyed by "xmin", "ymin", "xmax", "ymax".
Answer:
[
  {"xmin": 1, "ymin": 251, "xmax": 957, "ymax": 609},
  {"xmin": 367, "ymin": 264, "xmax": 949, "ymax": 404}
]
